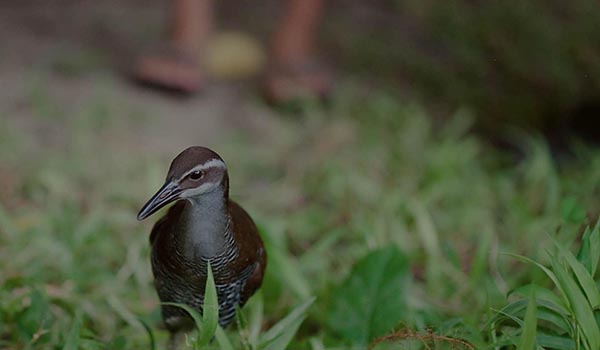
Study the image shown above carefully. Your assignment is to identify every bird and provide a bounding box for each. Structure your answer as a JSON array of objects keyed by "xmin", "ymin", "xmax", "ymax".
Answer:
[{"xmin": 137, "ymin": 146, "xmax": 266, "ymax": 345}]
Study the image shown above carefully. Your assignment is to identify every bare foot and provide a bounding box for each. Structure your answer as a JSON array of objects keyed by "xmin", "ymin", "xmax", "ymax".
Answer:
[
  {"xmin": 262, "ymin": 58, "xmax": 334, "ymax": 104},
  {"xmin": 133, "ymin": 46, "xmax": 203, "ymax": 94}
]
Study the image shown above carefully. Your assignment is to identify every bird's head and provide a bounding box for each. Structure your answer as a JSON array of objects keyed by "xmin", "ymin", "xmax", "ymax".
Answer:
[{"xmin": 137, "ymin": 146, "xmax": 228, "ymax": 220}]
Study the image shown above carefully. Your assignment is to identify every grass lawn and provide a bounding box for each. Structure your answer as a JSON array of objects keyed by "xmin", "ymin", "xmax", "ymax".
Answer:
[{"xmin": 1, "ymin": 78, "xmax": 600, "ymax": 350}]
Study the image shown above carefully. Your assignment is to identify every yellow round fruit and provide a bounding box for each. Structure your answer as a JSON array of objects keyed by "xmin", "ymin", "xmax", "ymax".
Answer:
[{"xmin": 203, "ymin": 31, "xmax": 266, "ymax": 79}]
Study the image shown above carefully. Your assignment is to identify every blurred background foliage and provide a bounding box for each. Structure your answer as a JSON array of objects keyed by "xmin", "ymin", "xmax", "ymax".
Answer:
[
  {"xmin": 1, "ymin": 0, "xmax": 600, "ymax": 349},
  {"xmin": 326, "ymin": 0, "xmax": 600, "ymax": 138}
]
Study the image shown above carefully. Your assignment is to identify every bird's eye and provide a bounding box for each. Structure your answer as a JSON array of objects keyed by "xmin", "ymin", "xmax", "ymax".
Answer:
[{"xmin": 189, "ymin": 170, "xmax": 204, "ymax": 180}]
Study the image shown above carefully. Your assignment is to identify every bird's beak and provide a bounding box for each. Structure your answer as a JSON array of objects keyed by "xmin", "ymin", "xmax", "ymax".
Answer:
[{"xmin": 137, "ymin": 181, "xmax": 182, "ymax": 220}]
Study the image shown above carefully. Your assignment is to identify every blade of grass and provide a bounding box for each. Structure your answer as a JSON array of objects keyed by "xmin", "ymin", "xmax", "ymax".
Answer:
[
  {"xmin": 261, "ymin": 317, "xmax": 305, "ymax": 350},
  {"xmin": 578, "ymin": 226, "xmax": 594, "ymax": 274},
  {"xmin": 579, "ymin": 221, "xmax": 600, "ymax": 277},
  {"xmin": 235, "ymin": 305, "xmax": 251, "ymax": 350},
  {"xmin": 590, "ymin": 220, "xmax": 600, "ymax": 276},
  {"xmin": 536, "ymin": 333, "xmax": 576, "ymax": 350},
  {"xmin": 270, "ymin": 249, "xmax": 311, "ymax": 299},
  {"xmin": 197, "ymin": 262, "xmax": 219, "ymax": 347},
  {"xmin": 259, "ymin": 297, "xmax": 315, "ymax": 347},
  {"xmin": 137, "ymin": 318, "xmax": 156, "ymax": 350},
  {"xmin": 63, "ymin": 311, "xmax": 82, "ymax": 350},
  {"xmin": 486, "ymin": 301, "xmax": 527, "ymax": 329},
  {"xmin": 535, "ymin": 306, "xmax": 571, "ymax": 335},
  {"xmin": 504, "ymin": 253, "xmax": 566, "ymax": 301},
  {"xmin": 517, "ymin": 288, "xmax": 537, "ymax": 350},
  {"xmin": 215, "ymin": 326, "xmax": 235, "ymax": 350},
  {"xmin": 550, "ymin": 256, "xmax": 600, "ymax": 350},
  {"xmin": 554, "ymin": 240, "xmax": 600, "ymax": 308},
  {"xmin": 510, "ymin": 284, "xmax": 569, "ymax": 316},
  {"xmin": 487, "ymin": 297, "xmax": 570, "ymax": 335},
  {"xmin": 247, "ymin": 292, "xmax": 264, "ymax": 347},
  {"xmin": 107, "ymin": 294, "xmax": 145, "ymax": 332},
  {"xmin": 162, "ymin": 302, "xmax": 204, "ymax": 344},
  {"xmin": 410, "ymin": 199, "xmax": 443, "ymax": 291},
  {"xmin": 468, "ymin": 226, "xmax": 492, "ymax": 284},
  {"xmin": 164, "ymin": 263, "xmax": 219, "ymax": 348}
]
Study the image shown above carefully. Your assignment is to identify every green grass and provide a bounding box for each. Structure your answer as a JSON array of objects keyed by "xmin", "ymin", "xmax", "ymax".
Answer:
[{"xmin": 1, "ymin": 83, "xmax": 600, "ymax": 349}]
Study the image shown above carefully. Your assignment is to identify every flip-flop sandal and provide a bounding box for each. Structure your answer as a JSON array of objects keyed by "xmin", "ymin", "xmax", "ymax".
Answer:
[
  {"xmin": 262, "ymin": 58, "xmax": 335, "ymax": 105},
  {"xmin": 132, "ymin": 45, "xmax": 203, "ymax": 94}
]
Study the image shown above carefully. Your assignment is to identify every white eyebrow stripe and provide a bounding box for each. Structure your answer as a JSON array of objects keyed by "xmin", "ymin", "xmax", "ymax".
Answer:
[{"xmin": 177, "ymin": 159, "xmax": 226, "ymax": 181}]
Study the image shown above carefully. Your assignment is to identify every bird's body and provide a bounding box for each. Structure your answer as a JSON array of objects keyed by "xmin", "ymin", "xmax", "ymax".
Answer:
[
  {"xmin": 137, "ymin": 147, "xmax": 266, "ymax": 335},
  {"xmin": 150, "ymin": 198, "xmax": 265, "ymax": 330}
]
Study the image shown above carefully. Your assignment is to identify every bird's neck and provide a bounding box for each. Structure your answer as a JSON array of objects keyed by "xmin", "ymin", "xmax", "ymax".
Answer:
[{"xmin": 179, "ymin": 185, "xmax": 231, "ymax": 258}]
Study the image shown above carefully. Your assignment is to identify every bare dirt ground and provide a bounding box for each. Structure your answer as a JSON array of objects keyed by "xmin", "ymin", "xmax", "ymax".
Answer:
[{"xmin": 0, "ymin": 0, "xmax": 287, "ymax": 159}]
